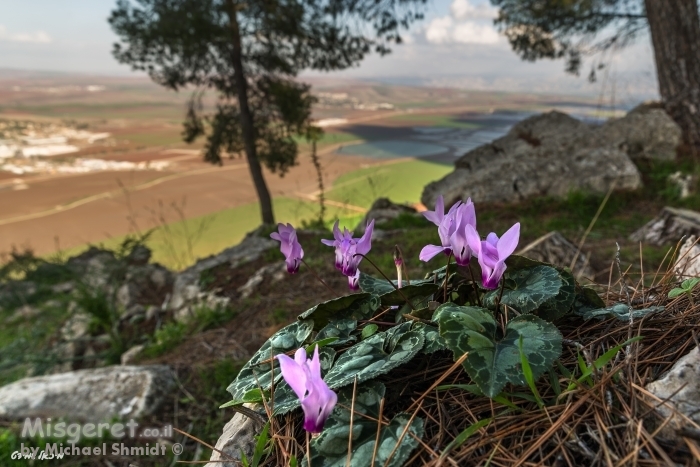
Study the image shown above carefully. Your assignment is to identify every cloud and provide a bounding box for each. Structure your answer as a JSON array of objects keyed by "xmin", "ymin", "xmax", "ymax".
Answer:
[
  {"xmin": 425, "ymin": 0, "xmax": 501, "ymax": 45},
  {"xmin": 0, "ymin": 25, "xmax": 52, "ymax": 44}
]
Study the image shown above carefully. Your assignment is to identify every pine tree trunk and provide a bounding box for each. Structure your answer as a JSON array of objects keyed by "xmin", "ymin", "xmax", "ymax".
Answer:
[
  {"xmin": 226, "ymin": 0, "xmax": 275, "ymax": 225},
  {"xmin": 644, "ymin": 0, "xmax": 700, "ymax": 148}
]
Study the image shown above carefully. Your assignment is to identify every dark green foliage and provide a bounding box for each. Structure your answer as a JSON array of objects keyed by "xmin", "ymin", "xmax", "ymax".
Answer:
[
  {"xmin": 434, "ymin": 304, "xmax": 562, "ymax": 397},
  {"xmin": 490, "ymin": 0, "xmax": 647, "ymax": 76}
]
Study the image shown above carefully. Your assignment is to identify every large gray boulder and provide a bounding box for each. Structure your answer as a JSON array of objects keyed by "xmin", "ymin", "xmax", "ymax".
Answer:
[
  {"xmin": 0, "ymin": 365, "xmax": 174, "ymax": 421},
  {"xmin": 422, "ymin": 106, "xmax": 683, "ymax": 208},
  {"xmin": 422, "ymin": 111, "xmax": 642, "ymax": 207},
  {"xmin": 599, "ymin": 103, "xmax": 681, "ymax": 161}
]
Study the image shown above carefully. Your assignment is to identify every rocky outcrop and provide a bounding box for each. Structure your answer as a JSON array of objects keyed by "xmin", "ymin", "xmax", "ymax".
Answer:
[
  {"xmin": 422, "ymin": 111, "xmax": 643, "ymax": 207},
  {"xmin": 168, "ymin": 232, "xmax": 277, "ymax": 322},
  {"xmin": 354, "ymin": 197, "xmax": 419, "ymax": 233},
  {"xmin": 646, "ymin": 346, "xmax": 700, "ymax": 441},
  {"xmin": 0, "ymin": 365, "xmax": 174, "ymax": 421},
  {"xmin": 517, "ymin": 231, "xmax": 594, "ymax": 280},
  {"xmin": 630, "ymin": 207, "xmax": 700, "ymax": 246}
]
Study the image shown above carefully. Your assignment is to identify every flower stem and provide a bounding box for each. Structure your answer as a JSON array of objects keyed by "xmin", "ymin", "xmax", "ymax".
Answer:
[
  {"xmin": 353, "ymin": 253, "xmax": 415, "ymax": 311},
  {"xmin": 301, "ymin": 258, "xmax": 336, "ymax": 296},
  {"xmin": 443, "ymin": 252, "xmax": 453, "ymax": 303},
  {"xmin": 468, "ymin": 263, "xmax": 482, "ymax": 307}
]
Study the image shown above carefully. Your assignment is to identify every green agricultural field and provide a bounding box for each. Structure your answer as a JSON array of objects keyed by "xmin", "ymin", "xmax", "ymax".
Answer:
[
  {"xmin": 325, "ymin": 159, "xmax": 452, "ymax": 209},
  {"xmin": 58, "ymin": 197, "xmax": 362, "ymax": 270},
  {"xmin": 388, "ymin": 113, "xmax": 481, "ymax": 129}
]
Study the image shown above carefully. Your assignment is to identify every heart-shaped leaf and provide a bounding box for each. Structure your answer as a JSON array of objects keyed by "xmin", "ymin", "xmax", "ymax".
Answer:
[
  {"xmin": 535, "ymin": 268, "xmax": 576, "ymax": 321},
  {"xmin": 227, "ymin": 319, "xmax": 314, "ymax": 401},
  {"xmin": 483, "ymin": 265, "xmax": 562, "ymax": 313},
  {"xmin": 413, "ymin": 322, "xmax": 447, "ymax": 354},
  {"xmin": 305, "ymin": 381, "xmax": 423, "ymax": 467},
  {"xmin": 323, "ymin": 327, "xmax": 424, "ymax": 389},
  {"xmin": 299, "ymin": 293, "xmax": 379, "ymax": 330},
  {"xmin": 434, "ymin": 304, "xmax": 562, "ymax": 397}
]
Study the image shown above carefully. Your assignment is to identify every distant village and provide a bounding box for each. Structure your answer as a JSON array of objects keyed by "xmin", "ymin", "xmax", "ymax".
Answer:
[{"xmin": 0, "ymin": 119, "xmax": 168, "ymax": 175}]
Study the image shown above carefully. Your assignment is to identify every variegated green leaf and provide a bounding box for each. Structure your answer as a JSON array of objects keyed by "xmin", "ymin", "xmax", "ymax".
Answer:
[
  {"xmin": 483, "ymin": 265, "xmax": 562, "ymax": 313},
  {"xmin": 434, "ymin": 304, "xmax": 562, "ymax": 397},
  {"xmin": 535, "ymin": 268, "xmax": 576, "ymax": 321},
  {"xmin": 298, "ymin": 293, "xmax": 379, "ymax": 330},
  {"xmin": 323, "ymin": 327, "xmax": 424, "ymax": 389}
]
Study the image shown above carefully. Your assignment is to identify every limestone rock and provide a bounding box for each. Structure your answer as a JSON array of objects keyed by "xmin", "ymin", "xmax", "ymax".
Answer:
[
  {"xmin": 598, "ymin": 103, "xmax": 681, "ymax": 161},
  {"xmin": 517, "ymin": 231, "xmax": 594, "ymax": 280},
  {"xmin": 675, "ymin": 236, "xmax": 700, "ymax": 280},
  {"xmin": 422, "ymin": 111, "xmax": 642, "ymax": 207},
  {"xmin": 206, "ymin": 405, "xmax": 263, "ymax": 467},
  {"xmin": 0, "ymin": 365, "xmax": 174, "ymax": 421},
  {"xmin": 630, "ymin": 207, "xmax": 700, "ymax": 246},
  {"xmin": 126, "ymin": 244, "xmax": 152, "ymax": 266},
  {"xmin": 354, "ymin": 197, "xmax": 418, "ymax": 233},
  {"xmin": 170, "ymin": 233, "xmax": 276, "ymax": 322},
  {"xmin": 646, "ymin": 347, "xmax": 700, "ymax": 441}
]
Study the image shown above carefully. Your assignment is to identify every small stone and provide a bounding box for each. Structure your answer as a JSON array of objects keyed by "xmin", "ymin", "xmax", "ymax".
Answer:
[
  {"xmin": 126, "ymin": 244, "xmax": 152, "ymax": 266},
  {"xmin": 120, "ymin": 345, "xmax": 145, "ymax": 365},
  {"xmin": 145, "ymin": 305, "xmax": 160, "ymax": 321},
  {"xmin": 60, "ymin": 312, "xmax": 91, "ymax": 341}
]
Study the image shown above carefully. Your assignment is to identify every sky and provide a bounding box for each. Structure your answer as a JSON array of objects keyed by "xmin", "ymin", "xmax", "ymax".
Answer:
[{"xmin": 0, "ymin": 0, "xmax": 659, "ymax": 99}]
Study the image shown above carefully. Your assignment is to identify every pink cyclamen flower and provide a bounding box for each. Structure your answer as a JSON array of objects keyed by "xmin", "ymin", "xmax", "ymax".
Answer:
[
  {"xmin": 420, "ymin": 196, "xmax": 476, "ymax": 263},
  {"xmin": 276, "ymin": 346, "xmax": 338, "ymax": 433},
  {"xmin": 321, "ymin": 220, "xmax": 374, "ymax": 284},
  {"xmin": 465, "ymin": 222, "xmax": 520, "ymax": 289},
  {"xmin": 270, "ymin": 223, "xmax": 304, "ymax": 274}
]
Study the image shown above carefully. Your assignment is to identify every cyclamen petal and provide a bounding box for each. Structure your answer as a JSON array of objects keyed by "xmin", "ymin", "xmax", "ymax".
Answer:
[
  {"xmin": 270, "ymin": 223, "xmax": 304, "ymax": 274},
  {"xmin": 276, "ymin": 346, "xmax": 337, "ymax": 434}
]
